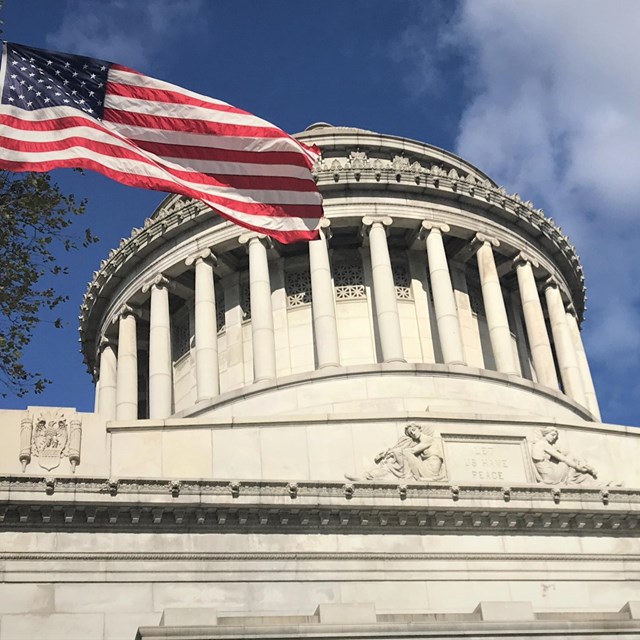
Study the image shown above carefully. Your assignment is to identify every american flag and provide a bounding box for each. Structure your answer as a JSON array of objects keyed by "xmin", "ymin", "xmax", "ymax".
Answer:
[{"xmin": 0, "ymin": 42, "xmax": 323, "ymax": 244}]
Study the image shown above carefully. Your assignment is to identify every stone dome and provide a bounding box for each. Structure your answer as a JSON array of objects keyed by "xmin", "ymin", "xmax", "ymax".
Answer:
[{"xmin": 79, "ymin": 125, "xmax": 596, "ymax": 423}]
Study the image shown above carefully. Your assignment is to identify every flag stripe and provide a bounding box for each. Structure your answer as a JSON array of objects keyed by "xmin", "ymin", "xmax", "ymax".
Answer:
[{"xmin": 0, "ymin": 114, "xmax": 322, "ymax": 206}]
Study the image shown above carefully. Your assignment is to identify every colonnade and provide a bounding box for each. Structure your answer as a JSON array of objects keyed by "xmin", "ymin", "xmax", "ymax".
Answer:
[{"xmin": 95, "ymin": 217, "xmax": 601, "ymax": 422}]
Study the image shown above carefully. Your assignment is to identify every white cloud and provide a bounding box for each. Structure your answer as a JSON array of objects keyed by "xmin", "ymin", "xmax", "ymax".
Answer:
[
  {"xmin": 47, "ymin": 0, "xmax": 203, "ymax": 69},
  {"xmin": 399, "ymin": 1, "xmax": 640, "ymax": 423}
]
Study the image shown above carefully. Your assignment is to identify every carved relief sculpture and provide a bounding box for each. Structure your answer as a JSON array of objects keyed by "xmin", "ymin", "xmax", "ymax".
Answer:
[
  {"xmin": 530, "ymin": 427, "xmax": 597, "ymax": 486},
  {"xmin": 20, "ymin": 410, "xmax": 83, "ymax": 473},
  {"xmin": 346, "ymin": 423, "xmax": 447, "ymax": 482}
]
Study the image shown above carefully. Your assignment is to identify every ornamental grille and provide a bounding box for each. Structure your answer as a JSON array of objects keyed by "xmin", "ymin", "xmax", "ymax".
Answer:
[
  {"xmin": 392, "ymin": 263, "xmax": 413, "ymax": 300},
  {"xmin": 172, "ymin": 313, "xmax": 191, "ymax": 359},
  {"xmin": 286, "ymin": 269, "xmax": 312, "ymax": 307},
  {"xmin": 216, "ymin": 289, "xmax": 225, "ymax": 333},
  {"xmin": 334, "ymin": 262, "xmax": 366, "ymax": 300},
  {"xmin": 240, "ymin": 283, "xmax": 251, "ymax": 321}
]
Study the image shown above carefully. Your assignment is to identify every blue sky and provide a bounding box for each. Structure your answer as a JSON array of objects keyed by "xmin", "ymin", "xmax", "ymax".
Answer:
[{"xmin": 2, "ymin": 0, "xmax": 640, "ymax": 427}]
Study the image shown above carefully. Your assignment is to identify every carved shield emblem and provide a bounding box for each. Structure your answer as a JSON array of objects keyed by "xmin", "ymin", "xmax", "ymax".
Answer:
[{"xmin": 32, "ymin": 412, "xmax": 69, "ymax": 471}]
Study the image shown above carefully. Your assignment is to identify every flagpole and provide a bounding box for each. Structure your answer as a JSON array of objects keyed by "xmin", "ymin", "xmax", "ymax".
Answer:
[{"xmin": 0, "ymin": 42, "xmax": 8, "ymax": 96}]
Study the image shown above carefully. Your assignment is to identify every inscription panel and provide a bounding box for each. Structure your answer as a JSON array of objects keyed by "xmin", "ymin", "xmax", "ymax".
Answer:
[{"xmin": 443, "ymin": 435, "xmax": 533, "ymax": 483}]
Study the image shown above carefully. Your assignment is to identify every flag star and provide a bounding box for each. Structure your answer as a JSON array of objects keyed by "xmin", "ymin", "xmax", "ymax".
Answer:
[
  {"xmin": 64, "ymin": 62, "xmax": 70, "ymax": 68},
  {"xmin": 80, "ymin": 81, "xmax": 86, "ymax": 86},
  {"xmin": 26, "ymin": 101, "xmax": 33, "ymax": 107},
  {"xmin": 55, "ymin": 91, "xmax": 62, "ymax": 96},
  {"xmin": 63, "ymin": 79, "xmax": 69, "ymax": 85},
  {"xmin": 27, "ymin": 86, "xmax": 34, "ymax": 91},
  {"xmin": 18, "ymin": 94, "xmax": 25, "ymax": 99},
  {"xmin": 78, "ymin": 98, "xmax": 85, "ymax": 104},
  {"xmin": 37, "ymin": 78, "xmax": 45, "ymax": 84},
  {"xmin": 82, "ymin": 64, "xmax": 89, "ymax": 70},
  {"xmin": 46, "ymin": 85, "xmax": 53, "ymax": 90},
  {"xmin": 55, "ymin": 69, "xmax": 62, "ymax": 75},
  {"xmin": 100, "ymin": 65, "xmax": 107, "ymax": 71},
  {"xmin": 20, "ymin": 66, "xmax": 27, "ymax": 71},
  {"xmin": 71, "ymin": 89, "xmax": 77, "ymax": 95},
  {"xmin": 47, "ymin": 60, "xmax": 53, "ymax": 65},
  {"xmin": 8, "ymin": 96, "xmax": 14, "ymax": 102},
  {"xmin": 88, "ymin": 91, "xmax": 95, "ymax": 96},
  {"xmin": 10, "ymin": 74, "xmax": 17, "ymax": 79},
  {"xmin": 72, "ymin": 71, "xmax": 79, "ymax": 77},
  {"xmin": 29, "ymin": 72, "xmax": 35, "ymax": 77},
  {"xmin": 97, "ymin": 82, "xmax": 104, "ymax": 88},
  {"xmin": 86, "ymin": 107, "xmax": 93, "ymax": 113},
  {"xmin": 9, "ymin": 86, "xmax": 15, "ymax": 91},
  {"xmin": 29, "ymin": 57, "xmax": 35, "ymax": 63},
  {"xmin": 36, "ymin": 91, "xmax": 42, "ymax": 97},
  {"xmin": 44, "ymin": 97, "xmax": 51, "ymax": 103},
  {"xmin": 90, "ymin": 73, "xmax": 96, "ymax": 79},
  {"xmin": 19, "ymin": 79, "xmax": 26, "ymax": 85},
  {"xmin": 11, "ymin": 60, "xmax": 19, "ymax": 65},
  {"xmin": 63, "ymin": 98, "xmax": 70, "ymax": 103}
]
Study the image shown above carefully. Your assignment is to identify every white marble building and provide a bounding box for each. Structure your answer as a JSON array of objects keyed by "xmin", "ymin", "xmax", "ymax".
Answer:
[{"xmin": 1, "ymin": 124, "xmax": 640, "ymax": 639}]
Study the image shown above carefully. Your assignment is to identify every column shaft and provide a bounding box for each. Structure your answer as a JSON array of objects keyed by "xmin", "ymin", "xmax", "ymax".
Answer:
[
  {"xmin": 425, "ymin": 226, "xmax": 465, "ymax": 364},
  {"xmin": 566, "ymin": 311, "xmax": 601, "ymax": 420},
  {"xmin": 194, "ymin": 257, "xmax": 220, "ymax": 400},
  {"xmin": 515, "ymin": 260, "xmax": 558, "ymax": 389},
  {"xmin": 544, "ymin": 283, "xmax": 586, "ymax": 407},
  {"xmin": 148, "ymin": 282, "xmax": 172, "ymax": 418},
  {"xmin": 309, "ymin": 230, "xmax": 340, "ymax": 368},
  {"xmin": 476, "ymin": 241, "xmax": 518, "ymax": 374},
  {"xmin": 97, "ymin": 342, "xmax": 117, "ymax": 419},
  {"xmin": 115, "ymin": 312, "xmax": 138, "ymax": 420},
  {"xmin": 247, "ymin": 236, "xmax": 276, "ymax": 382},
  {"xmin": 366, "ymin": 220, "xmax": 404, "ymax": 363}
]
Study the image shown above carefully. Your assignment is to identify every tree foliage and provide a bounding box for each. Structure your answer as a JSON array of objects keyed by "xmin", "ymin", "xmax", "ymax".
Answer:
[{"xmin": 0, "ymin": 170, "xmax": 97, "ymax": 397}]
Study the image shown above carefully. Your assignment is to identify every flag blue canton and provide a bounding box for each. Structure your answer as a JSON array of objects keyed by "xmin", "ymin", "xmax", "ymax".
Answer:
[{"xmin": 1, "ymin": 43, "xmax": 111, "ymax": 118}]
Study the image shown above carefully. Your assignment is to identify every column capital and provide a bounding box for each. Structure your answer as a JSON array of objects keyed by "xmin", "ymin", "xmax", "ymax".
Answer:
[
  {"xmin": 142, "ymin": 273, "xmax": 173, "ymax": 294},
  {"xmin": 541, "ymin": 276, "xmax": 560, "ymax": 292},
  {"xmin": 474, "ymin": 232, "xmax": 500, "ymax": 248},
  {"xmin": 317, "ymin": 217, "xmax": 333, "ymax": 241},
  {"xmin": 98, "ymin": 336, "xmax": 115, "ymax": 353},
  {"xmin": 513, "ymin": 251, "xmax": 540, "ymax": 270},
  {"xmin": 111, "ymin": 304, "xmax": 142, "ymax": 324},
  {"xmin": 565, "ymin": 302, "xmax": 579, "ymax": 319},
  {"xmin": 362, "ymin": 215, "xmax": 393, "ymax": 228},
  {"xmin": 185, "ymin": 248, "xmax": 217, "ymax": 268},
  {"xmin": 238, "ymin": 232, "xmax": 273, "ymax": 250},
  {"xmin": 420, "ymin": 220, "xmax": 450, "ymax": 236},
  {"xmin": 361, "ymin": 215, "xmax": 393, "ymax": 239}
]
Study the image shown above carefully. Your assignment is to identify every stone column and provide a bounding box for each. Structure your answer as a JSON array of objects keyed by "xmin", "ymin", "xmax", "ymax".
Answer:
[
  {"xmin": 114, "ymin": 305, "xmax": 139, "ymax": 420},
  {"xmin": 309, "ymin": 218, "xmax": 340, "ymax": 368},
  {"xmin": 513, "ymin": 253, "xmax": 558, "ymax": 389},
  {"xmin": 239, "ymin": 233, "xmax": 276, "ymax": 382},
  {"xmin": 422, "ymin": 221, "xmax": 465, "ymax": 365},
  {"xmin": 186, "ymin": 249, "xmax": 220, "ymax": 401},
  {"xmin": 96, "ymin": 337, "xmax": 117, "ymax": 419},
  {"xmin": 566, "ymin": 307, "xmax": 601, "ymax": 420},
  {"xmin": 362, "ymin": 215, "xmax": 405, "ymax": 363},
  {"xmin": 543, "ymin": 278, "xmax": 586, "ymax": 407},
  {"xmin": 143, "ymin": 274, "xmax": 173, "ymax": 419},
  {"xmin": 475, "ymin": 233, "xmax": 518, "ymax": 374}
]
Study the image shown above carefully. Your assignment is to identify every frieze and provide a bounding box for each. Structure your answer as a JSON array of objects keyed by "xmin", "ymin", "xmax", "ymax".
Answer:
[{"xmin": 0, "ymin": 500, "xmax": 638, "ymax": 535}]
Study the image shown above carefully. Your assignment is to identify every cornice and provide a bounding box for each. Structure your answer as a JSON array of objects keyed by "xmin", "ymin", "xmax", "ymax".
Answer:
[{"xmin": 1, "ymin": 476, "xmax": 638, "ymax": 535}]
